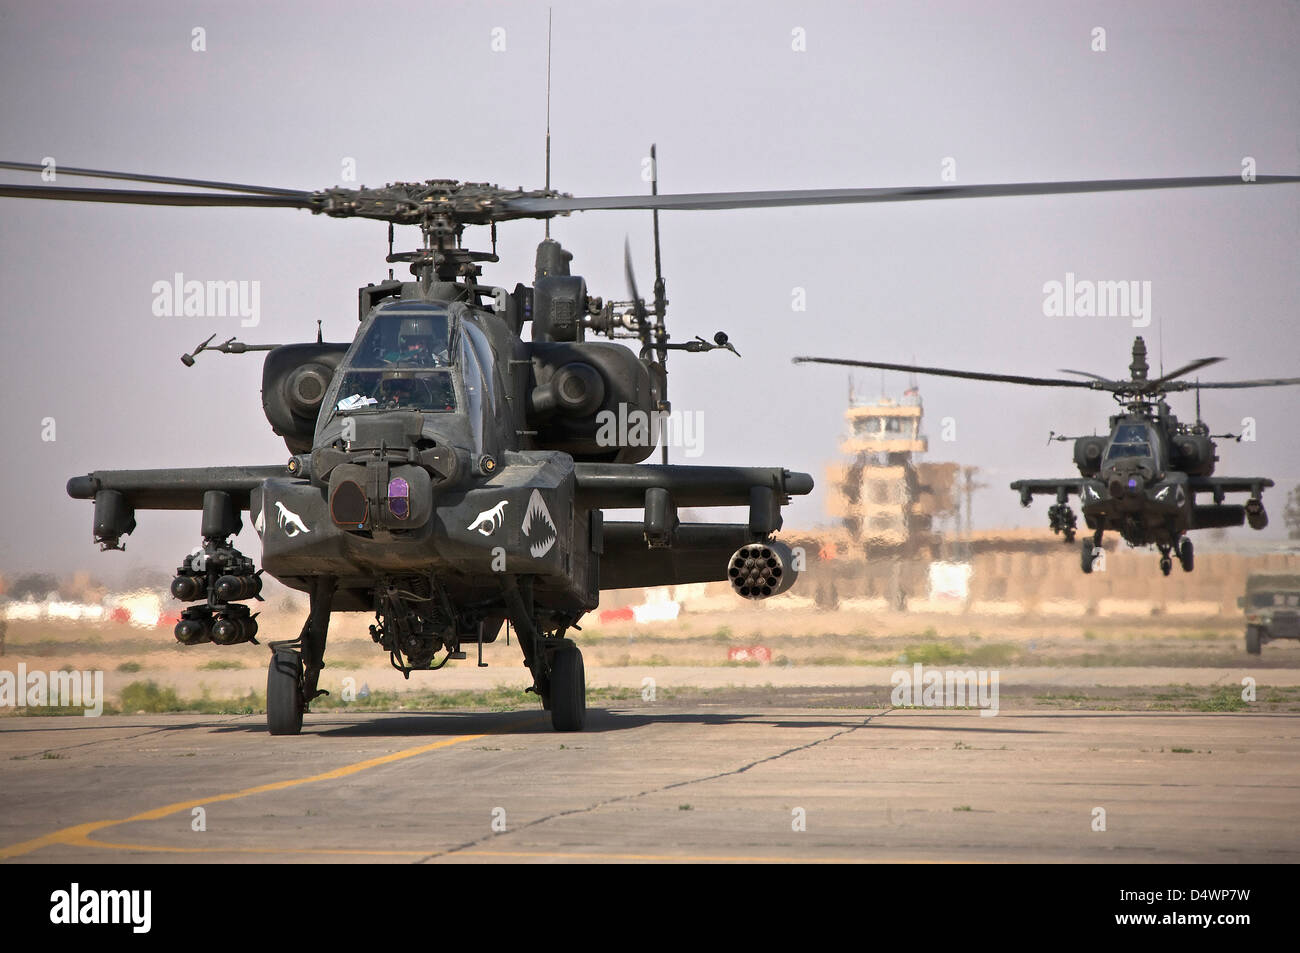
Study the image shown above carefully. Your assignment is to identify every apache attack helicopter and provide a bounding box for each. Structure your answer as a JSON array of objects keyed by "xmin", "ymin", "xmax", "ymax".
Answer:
[
  {"xmin": 2, "ymin": 159, "xmax": 1297, "ymax": 735},
  {"xmin": 795, "ymin": 336, "xmax": 1300, "ymax": 576}
]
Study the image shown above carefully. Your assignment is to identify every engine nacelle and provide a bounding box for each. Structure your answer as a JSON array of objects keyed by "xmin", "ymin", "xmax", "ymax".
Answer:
[
  {"xmin": 527, "ymin": 341, "xmax": 660, "ymax": 463},
  {"xmin": 1073, "ymin": 436, "xmax": 1106, "ymax": 477},
  {"xmin": 1173, "ymin": 434, "xmax": 1216, "ymax": 476},
  {"xmin": 727, "ymin": 540, "xmax": 798, "ymax": 600},
  {"xmin": 261, "ymin": 343, "xmax": 350, "ymax": 454}
]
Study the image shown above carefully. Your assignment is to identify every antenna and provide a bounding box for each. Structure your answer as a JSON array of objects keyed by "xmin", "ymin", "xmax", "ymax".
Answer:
[
  {"xmin": 544, "ymin": 7, "xmax": 552, "ymax": 239},
  {"xmin": 651, "ymin": 144, "xmax": 662, "ymax": 285},
  {"xmin": 1158, "ymin": 311, "xmax": 1164, "ymax": 378},
  {"xmin": 650, "ymin": 143, "xmax": 669, "ymax": 464}
]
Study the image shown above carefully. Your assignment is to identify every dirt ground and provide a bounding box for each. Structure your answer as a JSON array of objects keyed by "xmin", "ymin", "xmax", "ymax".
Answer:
[{"xmin": 2, "ymin": 604, "xmax": 1295, "ymax": 713}]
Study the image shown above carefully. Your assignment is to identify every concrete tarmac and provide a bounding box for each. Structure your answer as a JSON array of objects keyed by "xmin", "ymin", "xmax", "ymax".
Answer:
[{"xmin": 3, "ymin": 702, "xmax": 1297, "ymax": 863}]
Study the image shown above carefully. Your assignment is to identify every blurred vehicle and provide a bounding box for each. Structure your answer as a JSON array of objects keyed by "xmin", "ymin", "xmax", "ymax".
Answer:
[{"xmin": 1238, "ymin": 572, "xmax": 1300, "ymax": 654}]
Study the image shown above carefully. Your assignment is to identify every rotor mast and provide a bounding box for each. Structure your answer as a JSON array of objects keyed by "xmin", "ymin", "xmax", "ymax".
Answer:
[{"xmin": 544, "ymin": 7, "xmax": 553, "ymax": 240}]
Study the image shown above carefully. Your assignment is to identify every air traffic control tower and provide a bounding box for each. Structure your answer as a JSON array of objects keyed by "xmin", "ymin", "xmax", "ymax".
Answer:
[{"xmin": 825, "ymin": 389, "xmax": 959, "ymax": 557}]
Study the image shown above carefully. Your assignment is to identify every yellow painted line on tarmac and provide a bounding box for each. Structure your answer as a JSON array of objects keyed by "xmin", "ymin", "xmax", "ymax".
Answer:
[
  {"xmin": 75, "ymin": 840, "xmax": 431, "ymax": 857},
  {"xmin": 0, "ymin": 732, "xmax": 486, "ymax": 860},
  {"xmin": 3, "ymin": 713, "xmax": 932, "ymax": 864}
]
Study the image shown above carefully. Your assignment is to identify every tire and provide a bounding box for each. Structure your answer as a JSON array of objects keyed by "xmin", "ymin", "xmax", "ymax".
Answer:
[
  {"xmin": 1178, "ymin": 538, "xmax": 1194, "ymax": 573},
  {"xmin": 1081, "ymin": 540, "xmax": 1095, "ymax": 574},
  {"xmin": 267, "ymin": 649, "xmax": 304, "ymax": 735},
  {"xmin": 1160, "ymin": 557, "xmax": 1172, "ymax": 577},
  {"xmin": 1245, "ymin": 625, "xmax": 1262, "ymax": 655},
  {"xmin": 549, "ymin": 642, "xmax": 586, "ymax": 732}
]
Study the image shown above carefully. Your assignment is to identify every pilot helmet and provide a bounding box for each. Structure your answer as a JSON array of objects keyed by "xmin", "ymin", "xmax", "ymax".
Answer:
[{"xmin": 399, "ymin": 317, "xmax": 434, "ymax": 349}]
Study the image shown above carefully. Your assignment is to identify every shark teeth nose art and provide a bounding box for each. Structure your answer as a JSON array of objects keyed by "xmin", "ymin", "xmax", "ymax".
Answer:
[{"xmin": 521, "ymin": 489, "xmax": 557, "ymax": 558}]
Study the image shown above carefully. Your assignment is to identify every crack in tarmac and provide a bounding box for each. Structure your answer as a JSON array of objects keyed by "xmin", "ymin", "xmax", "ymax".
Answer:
[
  {"xmin": 417, "ymin": 709, "xmax": 890, "ymax": 863},
  {"xmin": 3, "ymin": 716, "xmax": 252, "ymax": 759}
]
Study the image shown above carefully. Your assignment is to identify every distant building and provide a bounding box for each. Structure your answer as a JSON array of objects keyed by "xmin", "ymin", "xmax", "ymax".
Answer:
[{"xmin": 825, "ymin": 389, "xmax": 959, "ymax": 556}]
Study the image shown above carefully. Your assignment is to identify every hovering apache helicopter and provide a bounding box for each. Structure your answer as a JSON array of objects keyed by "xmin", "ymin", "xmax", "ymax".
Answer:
[
  {"xmin": 796, "ymin": 336, "xmax": 1300, "ymax": 576},
  {"xmin": 2, "ymin": 158, "xmax": 1296, "ymax": 735}
]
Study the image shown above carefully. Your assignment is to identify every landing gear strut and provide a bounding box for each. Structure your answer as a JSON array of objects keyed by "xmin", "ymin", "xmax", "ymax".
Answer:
[
  {"xmin": 1081, "ymin": 529, "xmax": 1103, "ymax": 574},
  {"xmin": 266, "ymin": 576, "xmax": 334, "ymax": 736},
  {"xmin": 501, "ymin": 575, "xmax": 586, "ymax": 732}
]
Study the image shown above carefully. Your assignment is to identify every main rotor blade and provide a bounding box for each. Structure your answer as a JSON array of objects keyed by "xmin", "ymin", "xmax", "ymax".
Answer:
[
  {"xmin": 1149, "ymin": 356, "xmax": 1224, "ymax": 387},
  {"xmin": 0, "ymin": 183, "xmax": 314, "ymax": 208},
  {"xmin": 507, "ymin": 174, "xmax": 1300, "ymax": 213},
  {"xmin": 1058, "ymin": 368, "xmax": 1115, "ymax": 383},
  {"xmin": 1169, "ymin": 376, "xmax": 1300, "ymax": 390},
  {"xmin": 0, "ymin": 161, "xmax": 307, "ymax": 196},
  {"xmin": 793, "ymin": 356, "xmax": 1095, "ymax": 388}
]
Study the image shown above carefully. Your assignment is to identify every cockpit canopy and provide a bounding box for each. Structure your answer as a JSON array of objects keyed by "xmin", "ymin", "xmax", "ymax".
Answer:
[
  {"xmin": 1105, "ymin": 423, "xmax": 1154, "ymax": 462},
  {"xmin": 357, "ymin": 308, "xmax": 453, "ymax": 368},
  {"xmin": 331, "ymin": 307, "xmax": 458, "ymax": 415}
]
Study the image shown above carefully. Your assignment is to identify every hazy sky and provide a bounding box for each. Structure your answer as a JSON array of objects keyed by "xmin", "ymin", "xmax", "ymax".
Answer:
[{"xmin": 1, "ymin": 0, "xmax": 1297, "ymax": 581}]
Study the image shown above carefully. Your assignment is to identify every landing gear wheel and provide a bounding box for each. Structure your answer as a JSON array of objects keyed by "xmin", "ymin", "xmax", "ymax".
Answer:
[
  {"xmin": 1081, "ymin": 540, "xmax": 1095, "ymax": 574},
  {"xmin": 1159, "ymin": 556, "xmax": 1172, "ymax": 576},
  {"xmin": 549, "ymin": 642, "xmax": 586, "ymax": 732},
  {"xmin": 1177, "ymin": 538, "xmax": 1194, "ymax": 573},
  {"xmin": 267, "ymin": 648, "xmax": 304, "ymax": 736},
  {"xmin": 1245, "ymin": 625, "xmax": 1262, "ymax": 655}
]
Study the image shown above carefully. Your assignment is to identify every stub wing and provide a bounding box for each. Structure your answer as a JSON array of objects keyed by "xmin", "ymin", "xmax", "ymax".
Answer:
[
  {"xmin": 1188, "ymin": 476, "xmax": 1274, "ymax": 498},
  {"xmin": 573, "ymin": 463, "xmax": 813, "ymax": 510},
  {"xmin": 67, "ymin": 465, "xmax": 292, "ymax": 509},
  {"xmin": 576, "ymin": 463, "xmax": 814, "ymax": 594},
  {"xmin": 67, "ymin": 464, "xmax": 293, "ymax": 548},
  {"xmin": 1009, "ymin": 478, "xmax": 1086, "ymax": 505}
]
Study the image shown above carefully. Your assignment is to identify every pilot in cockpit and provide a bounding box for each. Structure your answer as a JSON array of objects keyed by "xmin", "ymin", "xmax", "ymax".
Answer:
[{"xmin": 380, "ymin": 317, "xmax": 449, "ymax": 366}]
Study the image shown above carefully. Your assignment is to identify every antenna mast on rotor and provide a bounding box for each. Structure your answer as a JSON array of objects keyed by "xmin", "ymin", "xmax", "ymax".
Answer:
[
  {"xmin": 544, "ymin": 7, "xmax": 552, "ymax": 239},
  {"xmin": 651, "ymin": 144, "xmax": 663, "ymax": 288},
  {"xmin": 650, "ymin": 143, "xmax": 670, "ymax": 463},
  {"xmin": 1158, "ymin": 311, "xmax": 1164, "ymax": 379}
]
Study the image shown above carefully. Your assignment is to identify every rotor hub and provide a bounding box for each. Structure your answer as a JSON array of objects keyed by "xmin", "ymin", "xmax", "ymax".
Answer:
[{"xmin": 312, "ymin": 180, "xmax": 568, "ymax": 229}]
